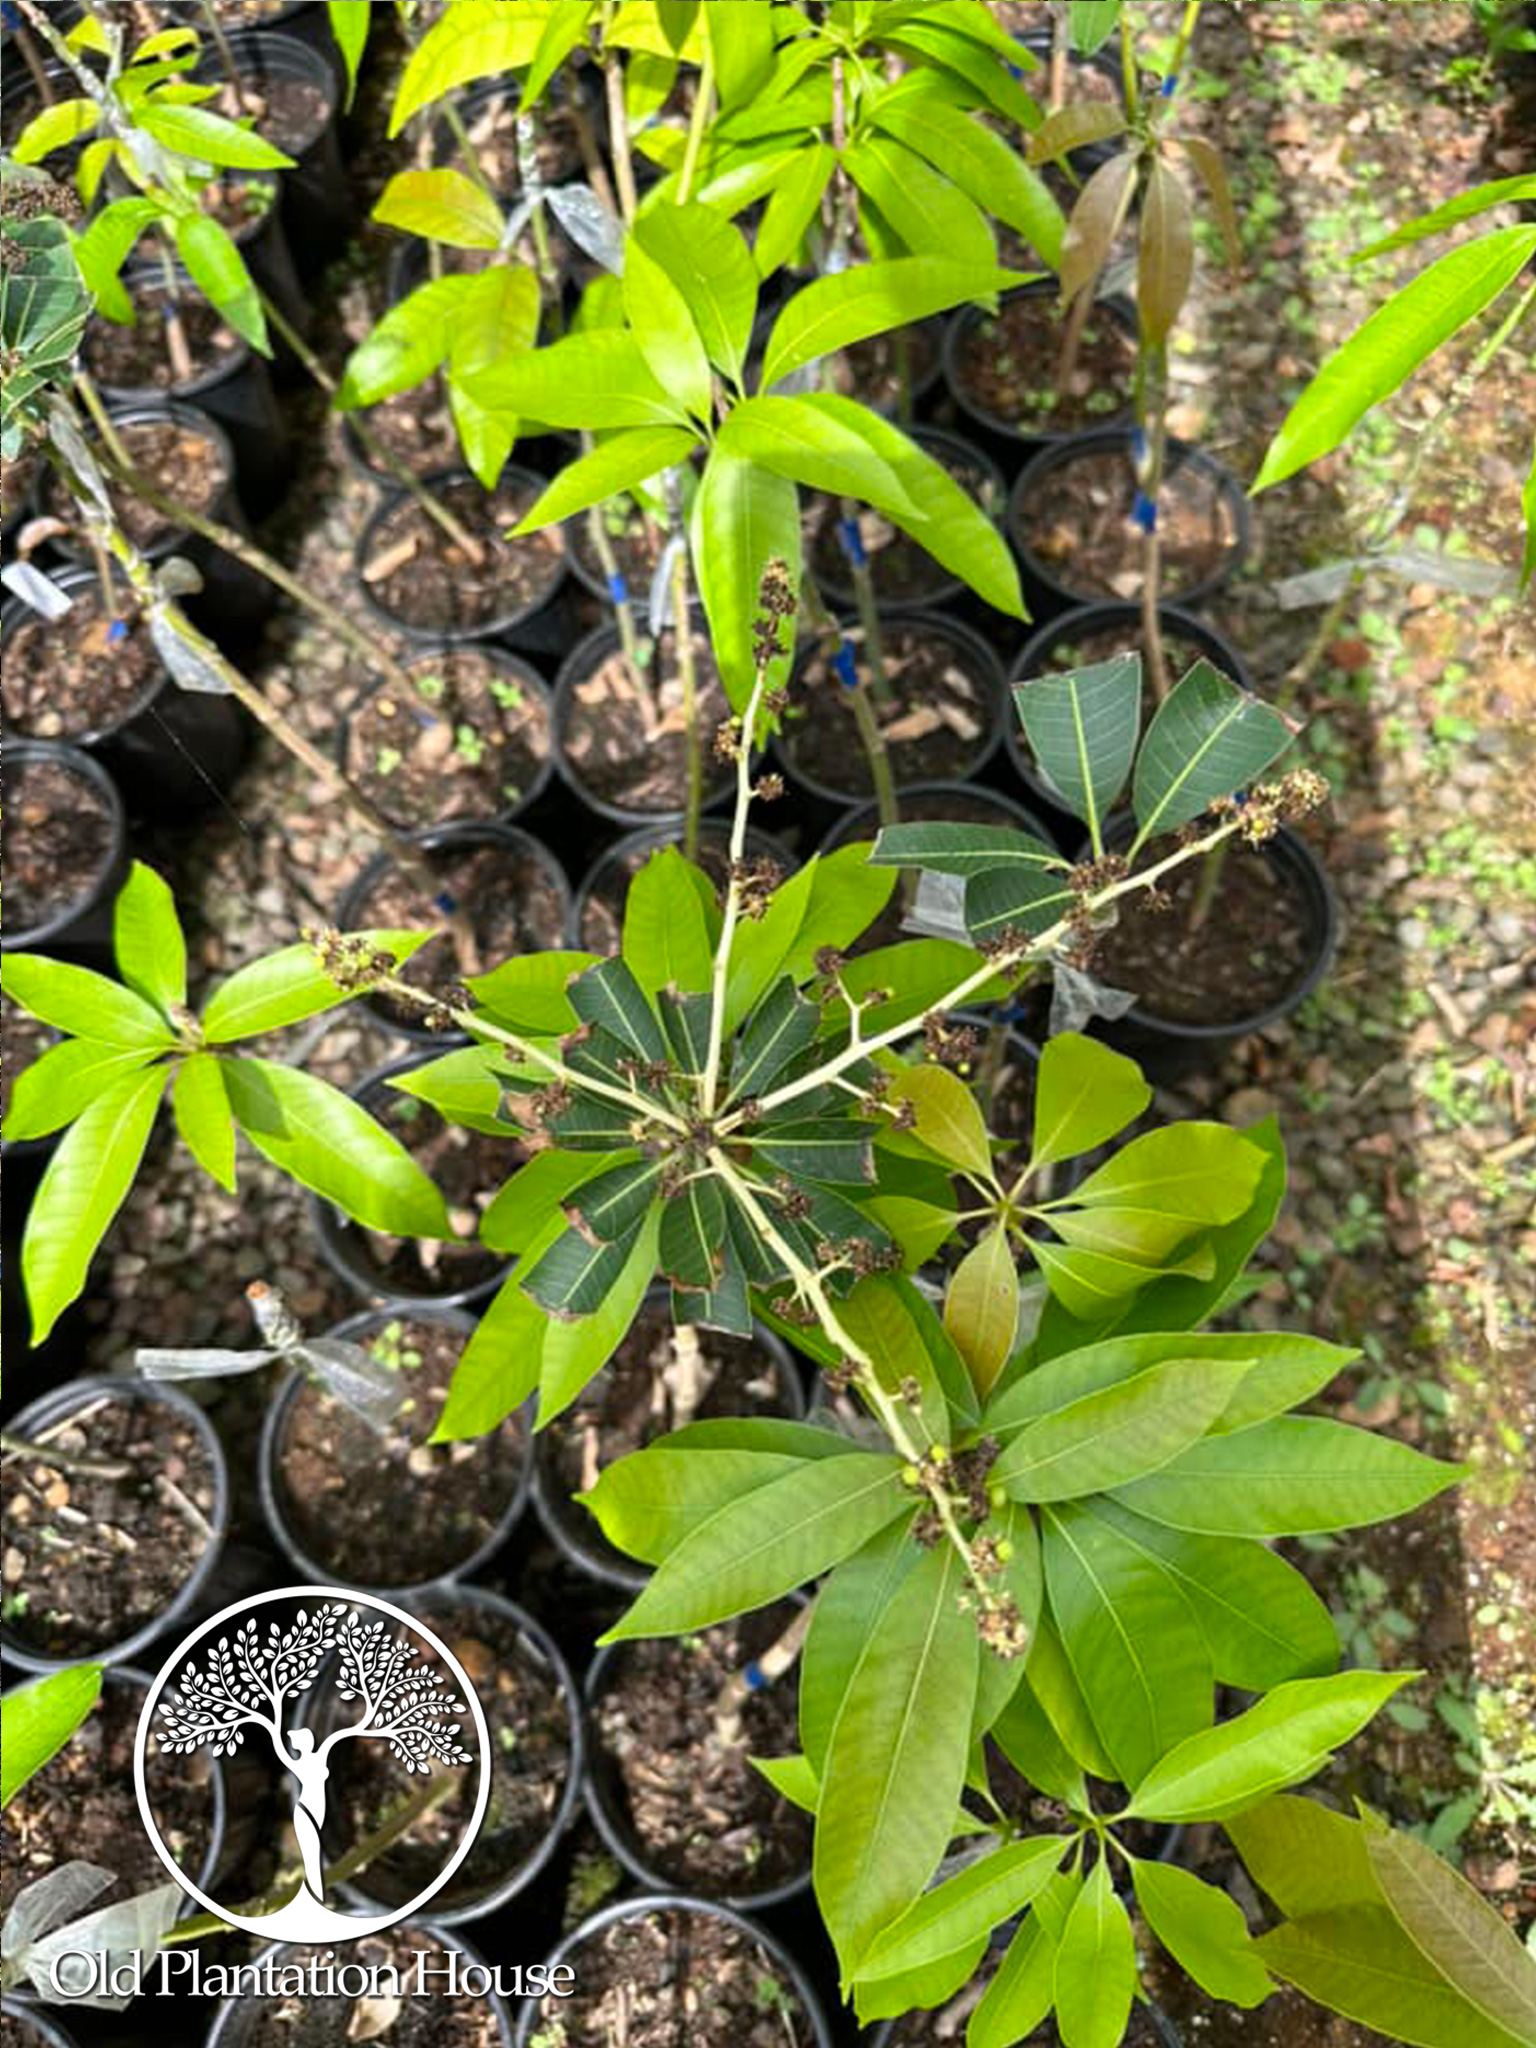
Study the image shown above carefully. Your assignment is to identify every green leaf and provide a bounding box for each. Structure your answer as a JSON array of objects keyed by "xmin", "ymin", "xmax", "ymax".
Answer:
[
  {"xmin": 4, "ymin": 953, "xmax": 174, "ymax": 1048},
  {"xmin": 1256, "ymin": 225, "xmax": 1536, "ymax": 492},
  {"xmin": 995, "ymin": 1353, "xmax": 1252, "ymax": 1502},
  {"xmin": 729, "ymin": 976, "xmax": 818, "ymax": 1102},
  {"xmin": 969, "ymin": 1869, "xmax": 1080, "ymax": 2048},
  {"xmin": 750, "ymin": 1751, "xmax": 819, "ymax": 1812},
  {"xmin": 448, "ymin": 258, "xmax": 540, "ymax": 385},
  {"xmin": 689, "ymin": 445, "xmax": 801, "ymax": 712},
  {"xmin": 463, "ymin": 329, "xmax": 690, "ymax": 428},
  {"xmin": 568, "ymin": 955, "xmax": 670, "ymax": 1063},
  {"xmin": 1133, "ymin": 1859, "xmax": 1271, "ymax": 2008},
  {"xmin": 522, "ymin": 0, "xmax": 593, "ymax": 109},
  {"xmin": 1053, "ymin": 1855, "xmax": 1137, "ymax": 2048},
  {"xmin": 1025, "ymin": 1615, "xmax": 1115, "ymax": 1778},
  {"xmin": 751, "ymin": 1118, "xmax": 874, "ymax": 1184},
  {"xmin": 847, "ymin": 132, "xmax": 998, "ymax": 270},
  {"xmin": 373, "ymin": 167, "xmax": 505, "ymax": 248},
  {"xmin": 388, "ymin": 1044, "xmax": 515, "ymax": 1137},
  {"xmin": 1069, "ymin": 0, "xmax": 1123, "ymax": 53},
  {"xmin": 1, "ymin": 1665, "xmax": 103, "ymax": 1805},
  {"xmin": 3, "ymin": 1040, "xmax": 161, "ymax": 1142},
  {"xmin": 634, "ymin": 198, "xmax": 758, "ymax": 381},
  {"xmin": 816, "ymin": 1537, "xmax": 981, "ymax": 1974},
  {"xmin": 658, "ymin": 1176, "xmax": 726, "ymax": 1287},
  {"xmin": 752, "ymin": 141, "xmax": 834, "ymax": 277},
  {"xmin": 1026, "ymin": 103, "xmax": 1128, "ymax": 165},
  {"xmin": 1365, "ymin": 1822, "xmax": 1536, "ymax": 2042},
  {"xmin": 1088, "ymin": 1501, "xmax": 1339, "ymax": 1688},
  {"xmin": 1110, "ymin": 1415, "xmax": 1466, "ymax": 1536},
  {"xmin": 779, "ymin": 845, "xmax": 898, "ymax": 986},
  {"xmin": 1256, "ymin": 1905, "xmax": 1530, "ymax": 2048},
  {"xmin": 112, "ymin": 861, "xmax": 186, "ymax": 1016},
  {"xmin": 1015, "ymin": 653, "xmax": 1140, "ymax": 843},
  {"xmin": 139, "ymin": 100, "xmax": 294, "ymax": 168},
  {"xmin": 1029, "ymin": 1033, "xmax": 1151, "ymax": 1173},
  {"xmin": 583, "ymin": 1444, "xmax": 808, "ymax": 1564},
  {"xmin": 1354, "ymin": 176, "xmax": 1536, "ymax": 261},
  {"xmin": 513, "ymin": 425, "xmax": 696, "ymax": 532},
  {"xmin": 567, "ymin": 1158, "xmax": 665, "ymax": 1243},
  {"xmin": 327, "ymin": 0, "xmax": 370, "ymax": 109},
  {"xmin": 1043, "ymin": 1501, "xmax": 1211, "ymax": 1788},
  {"xmin": 623, "ymin": 232, "xmax": 714, "ymax": 424},
  {"xmin": 1029, "ymin": 1236, "xmax": 1214, "ymax": 1320},
  {"xmin": 222, "ymin": 1056, "xmax": 451, "ymax": 1237},
  {"xmin": 1130, "ymin": 658, "xmax": 1295, "ymax": 847},
  {"xmin": 622, "ymin": 847, "xmax": 714, "ymax": 997},
  {"xmin": 762, "ymin": 257, "xmax": 1020, "ymax": 392},
  {"xmin": 482, "ymin": 1151, "xmax": 625, "ymax": 1253},
  {"xmin": 886, "ymin": 1064, "xmax": 994, "ymax": 1178},
  {"xmin": 522, "ymin": 1215, "xmax": 650, "ymax": 1318},
  {"xmin": 548, "ymin": 1095, "xmax": 644, "ymax": 1151},
  {"xmin": 390, "ymin": 1, "xmax": 548, "ymax": 131},
  {"xmin": 537, "ymin": 1205, "xmax": 662, "ymax": 1421},
  {"xmin": 68, "ymin": 197, "xmax": 158, "ymax": 321},
  {"xmin": 873, "ymin": 98, "xmax": 1064, "ymax": 269},
  {"xmin": 201, "ymin": 932, "xmax": 427, "ymax": 1041},
  {"xmin": 602, "ymin": 1451, "xmax": 909, "ymax": 1641},
  {"xmin": 433, "ymin": 1242, "xmax": 555, "ymax": 1442},
  {"xmin": 176, "ymin": 210, "xmax": 272, "ymax": 350},
  {"xmin": 870, "ymin": 822, "xmax": 1066, "ymax": 879},
  {"xmin": 1225, "ymin": 1793, "xmax": 1381, "ymax": 1922},
  {"xmin": 1138, "ymin": 156, "xmax": 1195, "ymax": 350},
  {"xmin": 172, "ymin": 1052, "xmax": 236, "ymax": 1193},
  {"xmin": 12, "ymin": 98, "xmax": 100, "ymax": 165},
  {"xmin": 964, "ymin": 863, "xmax": 1079, "ymax": 944},
  {"xmin": 944, "ymin": 1227, "xmax": 1019, "ymax": 1401},
  {"xmin": 801, "ymin": 1517, "xmax": 920, "ymax": 1776},
  {"xmin": 660, "ymin": 989, "xmax": 714, "ymax": 1075},
  {"xmin": 856, "ymin": 1836, "xmax": 1072, "ymax": 1988},
  {"xmin": 1128, "ymin": 1670, "xmax": 1416, "ymax": 1821},
  {"xmin": 839, "ymin": 1276, "xmax": 952, "ymax": 1451},
  {"xmin": 991, "ymin": 1676, "xmax": 1088, "ymax": 1810},
  {"xmin": 337, "ymin": 275, "xmax": 472, "ymax": 406},
  {"xmin": 23, "ymin": 1067, "xmax": 168, "ymax": 1343},
  {"xmin": 1067, "ymin": 1121, "xmax": 1265, "ymax": 1223},
  {"xmin": 716, "ymin": 393, "xmax": 924, "ymax": 519},
  {"xmin": 703, "ymin": 0, "xmax": 777, "ymax": 103},
  {"xmin": 469, "ymin": 950, "xmax": 598, "ymax": 1035}
]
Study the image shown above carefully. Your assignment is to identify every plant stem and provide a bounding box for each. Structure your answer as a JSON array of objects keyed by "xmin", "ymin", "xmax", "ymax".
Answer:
[
  {"xmin": 676, "ymin": 48, "xmax": 715, "ymax": 204},
  {"xmin": 600, "ymin": 8, "xmax": 638, "ymax": 225},
  {"xmin": 699, "ymin": 662, "xmax": 772, "ymax": 1114},
  {"xmin": 713, "ymin": 1606, "xmax": 813, "ymax": 1747},
  {"xmin": 1136, "ymin": 339, "xmax": 1172, "ymax": 703},
  {"xmin": 197, "ymin": 0, "xmax": 246, "ymax": 101},
  {"xmin": 671, "ymin": 542, "xmax": 703, "ymax": 862}
]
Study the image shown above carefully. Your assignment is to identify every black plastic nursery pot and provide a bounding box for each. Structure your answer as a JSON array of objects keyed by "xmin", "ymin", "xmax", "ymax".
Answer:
[
  {"xmin": 1, "ymin": 567, "xmax": 249, "ymax": 815},
  {"xmin": 777, "ymin": 608, "xmax": 1009, "ymax": 815},
  {"xmin": 309, "ymin": 1052, "xmax": 523, "ymax": 1310},
  {"xmin": 335, "ymin": 644, "xmax": 557, "ymax": 835},
  {"xmin": 583, "ymin": 1596, "xmax": 815, "ymax": 1912},
  {"xmin": 943, "ymin": 281, "xmax": 1139, "ymax": 463},
  {"xmin": 204, "ymin": 1923, "xmax": 515, "ymax": 2048},
  {"xmin": 0, "ymin": 740, "xmax": 128, "ymax": 959},
  {"xmin": 513, "ymin": 1893, "xmax": 836, "ymax": 2048},
  {"xmin": 430, "ymin": 68, "xmax": 597, "ymax": 201},
  {"xmin": 1005, "ymin": 601, "xmax": 1257, "ymax": 829},
  {"xmin": 1013, "ymin": 27, "xmax": 1127, "ymax": 177},
  {"xmin": 0, "ymin": 1999, "xmax": 81, "ymax": 2048},
  {"xmin": 82, "ymin": 280, "xmax": 293, "ymax": 517},
  {"xmin": 323, "ymin": 1584, "xmax": 584, "ymax": 1927},
  {"xmin": 0, "ymin": 1376, "xmax": 232, "ymax": 1675},
  {"xmin": 568, "ymin": 818, "xmax": 796, "ymax": 957},
  {"xmin": 39, "ymin": 399, "xmax": 275, "ymax": 648},
  {"xmin": 334, "ymin": 818, "xmax": 573, "ymax": 1044},
  {"xmin": 552, "ymin": 620, "xmax": 736, "ymax": 830},
  {"xmin": 124, "ymin": 169, "xmax": 310, "ymax": 352},
  {"xmin": 1007, "ymin": 428, "xmax": 1251, "ymax": 616},
  {"xmin": 1083, "ymin": 817, "xmax": 1338, "ymax": 1085},
  {"xmin": 806, "ymin": 425, "xmax": 1009, "ymax": 614},
  {"xmin": 353, "ymin": 465, "xmax": 572, "ymax": 657},
  {"xmin": 531, "ymin": 1286, "xmax": 807, "ymax": 1593},
  {"xmin": 258, "ymin": 1303, "xmax": 533, "ymax": 1597},
  {"xmin": 196, "ymin": 29, "xmax": 351, "ymax": 258}
]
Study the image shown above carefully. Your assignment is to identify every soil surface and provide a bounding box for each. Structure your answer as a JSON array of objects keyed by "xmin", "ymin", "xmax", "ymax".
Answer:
[
  {"xmin": 0, "ymin": 754, "xmax": 115, "ymax": 933},
  {"xmin": 532, "ymin": 1906, "xmax": 818, "ymax": 2048},
  {"xmin": 327, "ymin": 1601, "xmax": 573, "ymax": 1913},
  {"xmin": 41, "ymin": 413, "xmax": 228, "ymax": 553},
  {"xmin": 0, "ymin": 1680, "xmax": 216, "ymax": 1916},
  {"xmin": 592, "ymin": 1602, "xmax": 812, "ymax": 1895},
  {"xmin": 83, "ymin": 283, "xmax": 245, "ymax": 392},
  {"xmin": 2, "ymin": 446, "xmax": 37, "ymax": 523},
  {"xmin": 3, "ymin": 587, "xmax": 160, "ymax": 738},
  {"xmin": 342, "ymin": 650, "xmax": 551, "ymax": 827},
  {"xmin": 272, "ymin": 1314, "xmax": 528, "ymax": 1587},
  {"xmin": 561, "ymin": 625, "xmax": 731, "ymax": 813},
  {"xmin": 212, "ymin": 70, "xmax": 331, "ymax": 157},
  {"xmin": 1091, "ymin": 837, "xmax": 1315, "ymax": 1027},
  {"xmin": 1, "ymin": 1390, "xmax": 218, "ymax": 1661},
  {"xmin": 348, "ymin": 837, "xmax": 568, "ymax": 1026},
  {"xmin": 359, "ymin": 473, "xmax": 565, "ymax": 636},
  {"xmin": 953, "ymin": 295, "xmax": 1136, "ymax": 437},
  {"xmin": 824, "ymin": 317, "xmax": 942, "ymax": 415},
  {"xmin": 785, "ymin": 622, "xmax": 999, "ymax": 796},
  {"xmin": 232, "ymin": 1927, "xmax": 501, "ymax": 2048},
  {"xmin": 435, "ymin": 80, "xmax": 586, "ymax": 197},
  {"xmin": 1014, "ymin": 446, "xmax": 1239, "ymax": 602},
  {"xmin": 348, "ymin": 373, "xmax": 461, "ymax": 476},
  {"xmin": 568, "ymin": 492, "xmax": 671, "ymax": 596},
  {"xmin": 806, "ymin": 433, "xmax": 1001, "ymax": 606}
]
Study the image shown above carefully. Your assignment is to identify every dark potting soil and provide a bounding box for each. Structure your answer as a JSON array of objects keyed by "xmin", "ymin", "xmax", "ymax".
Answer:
[
  {"xmin": 212, "ymin": 71, "xmax": 331, "ymax": 156},
  {"xmin": 273, "ymin": 1317, "xmax": 527, "ymax": 1586},
  {"xmin": 194, "ymin": 174, "xmax": 280, "ymax": 241},
  {"xmin": 352, "ymin": 374, "xmax": 461, "ymax": 476},
  {"xmin": 41, "ymin": 414, "xmax": 227, "ymax": 551},
  {"xmin": 1090, "ymin": 838, "xmax": 1312, "ymax": 1027},
  {"xmin": 954, "ymin": 296, "xmax": 1134, "ymax": 436},
  {"xmin": 548, "ymin": 1306, "xmax": 792, "ymax": 1567},
  {"xmin": 785, "ymin": 623, "xmax": 996, "ymax": 797},
  {"xmin": 0, "ymin": 1392, "xmax": 217, "ymax": 1661},
  {"xmin": 830, "ymin": 787, "xmax": 1030, "ymax": 956},
  {"xmin": 1, "ymin": 995, "xmax": 53, "ymax": 1125},
  {"xmin": 0, "ymin": 1682, "xmax": 216, "ymax": 1916},
  {"xmin": 805, "ymin": 442, "xmax": 1000, "ymax": 606},
  {"xmin": 563, "ymin": 626, "xmax": 730, "ymax": 813},
  {"xmin": 536, "ymin": 1907, "xmax": 816, "ymax": 2048},
  {"xmin": 348, "ymin": 839, "xmax": 567, "ymax": 1026},
  {"xmin": 0, "ymin": 755, "xmax": 115, "ymax": 932},
  {"xmin": 568, "ymin": 493, "xmax": 669, "ymax": 595},
  {"xmin": 327, "ymin": 1603, "xmax": 572, "ymax": 1910},
  {"xmin": 3, "ymin": 587, "xmax": 160, "ymax": 737},
  {"xmin": 593, "ymin": 1603, "xmax": 812, "ymax": 1895},
  {"xmin": 440, "ymin": 83, "xmax": 585, "ymax": 196},
  {"xmin": 577, "ymin": 824, "xmax": 751, "ymax": 957},
  {"xmin": 334, "ymin": 1086, "xmax": 524, "ymax": 1297},
  {"xmin": 83, "ymin": 285, "xmax": 244, "ymax": 392},
  {"xmin": 1017, "ymin": 448, "xmax": 1238, "ymax": 601},
  {"xmin": 1, "ymin": 446, "xmax": 36, "ymax": 522},
  {"xmin": 360, "ymin": 474, "xmax": 565, "ymax": 635},
  {"xmin": 230, "ymin": 1928, "xmax": 502, "ymax": 2048},
  {"xmin": 344, "ymin": 651, "xmax": 551, "ymax": 829},
  {"xmin": 823, "ymin": 317, "xmax": 941, "ymax": 414}
]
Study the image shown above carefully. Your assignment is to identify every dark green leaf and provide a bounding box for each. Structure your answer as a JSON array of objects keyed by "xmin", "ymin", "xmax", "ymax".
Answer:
[
  {"xmin": 995, "ymin": 1353, "xmax": 1251, "ymax": 1501},
  {"xmin": 522, "ymin": 1215, "xmax": 652, "ymax": 1319},
  {"xmin": 538, "ymin": 1209, "xmax": 661, "ymax": 1421},
  {"xmin": 730, "ymin": 975, "xmax": 820, "ymax": 1103},
  {"xmin": 964, "ymin": 863, "xmax": 1078, "ymax": 944},
  {"xmin": 752, "ymin": 1118, "xmax": 874, "ymax": 1184},
  {"xmin": 1014, "ymin": 653, "xmax": 1140, "ymax": 843},
  {"xmin": 568, "ymin": 955, "xmax": 670, "ymax": 1062},
  {"xmin": 673, "ymin": 1251, "xmax": 752, "ymax": 1336},
  {"xmin": 870, "ymin": 821, "xmax": 1066, "ymax": 878},
  {"xmin": 1130, "ymin": 658, "xmax": 1295, "ymax": 846},
  {"xmin": 659, "ymin": 1176, "xmax": 726, "ymax": 1287},
  {"xmin": 568, "ymin": 1158, "xmax": 666, "ymax": 1243}
]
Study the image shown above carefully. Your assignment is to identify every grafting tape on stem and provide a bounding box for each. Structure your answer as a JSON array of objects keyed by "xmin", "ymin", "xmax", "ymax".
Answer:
[
  {"xmin": 836, "ymin": 516, "xmax": 867, "ymax": 569},
  {"xmin": 833, "ymin": 638, "xmax": 860, "ymax": 690}
]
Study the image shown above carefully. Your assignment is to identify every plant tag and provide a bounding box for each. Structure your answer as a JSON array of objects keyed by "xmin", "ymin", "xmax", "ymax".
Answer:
[
  {"xmin": 0, "ymin": 560, "xmax": 73, "ymax": 618},
  {"xmin": 649, "ymin": 531, "xmax": 683, "ymax": 632},
  {"xmin": 903, "ymin": 871, "xmax": 969, "ymax": 941},
  {"xmin": 12, "ymin": 1877, "xmax": 183, "ymax": 2008},
  {"xmin": 548, "ymin": 182, "xmax": 626, "ymax": 275},
  {"xmin": 1048, "ymin": 957, "xmax": 1137, "ymax": 1036},
  {"xmin": 148, "ymin": 608, "xmax": 230, "ymax": 694}
]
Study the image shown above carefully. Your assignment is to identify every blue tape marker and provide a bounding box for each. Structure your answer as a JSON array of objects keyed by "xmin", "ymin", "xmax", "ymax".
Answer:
[
  {"xmin": 833, "ymin": 639, "xmax": 860, "ymax": 691},
  {"xmin": 837, "ymin": 516, "xmax": 867, "ymax": 569},
  {"xmin": 433, "ymin": 890, "xmax": 459, "ymax": 916},
  {"xmin": 107, "ymin": 617, "xmax": 129, "ymax": 643},
  {"xmin": 1132, "ymin": 491, "xmax": 1158, "ymax": 533},
  {"xmin": 607, "ymin": 572, "xmax": 628, "ymax": 606},
  {"xmin": 1161, "ymin": 72, "xmax": 1179, "ymax": 98},
  {"xmin": 743, "ymin": 1661, "xmax": 769, "ymax": 1692},
  {"xmin": 1, "ymin": 4, "xmax": 20, "ymax": 29}
]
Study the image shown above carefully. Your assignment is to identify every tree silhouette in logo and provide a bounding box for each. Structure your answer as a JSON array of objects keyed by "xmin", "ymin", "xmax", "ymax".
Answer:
[{"xmin": 157, "ymin": 1601, "xmax": 473, "ymax": 1915}]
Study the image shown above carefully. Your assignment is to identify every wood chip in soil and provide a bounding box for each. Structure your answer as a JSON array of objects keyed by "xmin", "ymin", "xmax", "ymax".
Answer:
[
  {"xmin": 0, "ymin": 756, "xmax": 114, "ymax": 932},
  {"xmin": 360, "ymin": 474, "xmax": 565, "ymax": 635},
  {"xmin": 83, "ymin": 285, "xmax": 244, "ymax": 391},
  {"xmin": 232, "ymin": 1928, "xmax": 501, "ymax": 2048},
  {"xmin": 1018, "ymin": 448, "xmax": 1238, "ymax": 601},
  {"xmin": 563, "ymin": 627, "xmax": 731, "ymax": 812},
  {"xmin": 344, "ymin": 651, "xmax": 550, "ymax": 829},
  {"xmin": 786, "ymin": 623, "xmax": 996, "ymax": 796}
]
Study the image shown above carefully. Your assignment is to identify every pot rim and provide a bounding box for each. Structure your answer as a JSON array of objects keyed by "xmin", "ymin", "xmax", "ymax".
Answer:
[
  {"xmin": 0, "ymin": 739, "xmax": 127, "ymax": 953},
  {"xmin": 39, "ymin": 398, "xmax": 238, "ymax": 570},
  {"xmin": 2, "ymin": 566, "xmax": 171, "ymax": 750},
  {"xmin": 942, "ymin": 281, "xmax": 1138, "ymax": 450}
]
